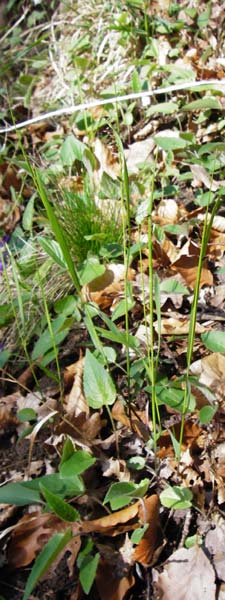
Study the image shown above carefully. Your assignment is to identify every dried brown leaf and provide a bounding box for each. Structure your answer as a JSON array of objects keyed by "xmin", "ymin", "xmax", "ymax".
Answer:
[
  {"xmin": 205, "ymin": 525, "xmax": 225, "ymax": 581},
  {"xmin": 133, "ymin": 495, "xmax": 159, "ymax": 566},
  {"xmin": 153, "ymin": 546, "xmax": 216, "ymax": 599},
  {"xmin": 190, "ymin": 353, "xmax": 225, "ymax": 404},
  {"xmin": 82, "ymin": 501, "xmax": 140, "ymax": 535},
  {"xmin": 190, "ymin": 165, "xmax": 219, "ymax": 191},
  {"xmin": 155, "ymin": 316, "xmax": 206, "ymax": 335},
  {"xmin": 8, "ymin": 512, "xmax": 70, "ymax": 568},
  {"xmin": 112, "ymin": 399, "xmax": 150, "ymax": 441},
  {"xmin": 172, "ymin": 255, "xmax": 213, "ymax": 288},
  {"xmin": 156, "ymin": 199, "xmax": 180, "ymax": 224},
  {"xmin": 124, "ymin": 137, "xmax": 154, "ymax": 174},
  {"xmin": 82, "ymin": 264, "xmax": 135, "ymax": 309},
  {"xmin": 94, "ymin": 138, "xmax": 120, "ymax": 184},
  {"xmin": 65, "ymin": 357, "xmax": 88, "ymax": 417},
  {"xmin": 96, "ymin": 558, "xmax": 135, "ymax": 600}
]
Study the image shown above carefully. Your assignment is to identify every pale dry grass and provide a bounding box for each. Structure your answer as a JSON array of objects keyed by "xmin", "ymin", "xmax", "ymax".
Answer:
[{"xmin": 31, "ymin": 0, "xmax": 136, "ymax": 116}]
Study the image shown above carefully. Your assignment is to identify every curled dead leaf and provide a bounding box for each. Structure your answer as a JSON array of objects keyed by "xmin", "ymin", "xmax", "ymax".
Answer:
[
  {"xmin": 156, "ymin": 199, "xmax": 180, "ymax": 224},
  {"xmin": 65, "ymin": 357, "xmax": 89, "ymax": 417},
  {"xmin": 94, "ymin": 138, "xmax": 120, "ymax": 185},
  {"xmin": 155, "ymin": 316, "xmax": 206, "ymax": 335},
  {"xmin": 82, "ymin": 264, "xmax": 135, "ymax": 309},
  {"xmin": 82, "ymin": 501, "xmax": 140, "ymax": 535},
  {"xmin": 190, "ymin": 353, "xmax": 225, "ymax": 405},
  {"xmin": 133, "ymin": 495, "xmax": 159, "ymax": 566},
  {"xmin": 190, "ymin": 164, "xmax": 219, "ymax": 191}
]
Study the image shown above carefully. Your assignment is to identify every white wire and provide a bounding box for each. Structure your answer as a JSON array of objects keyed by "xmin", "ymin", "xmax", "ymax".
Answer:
[{"xmin": 1, "ymin": 78, "xmax": 225, "ymax": 134}]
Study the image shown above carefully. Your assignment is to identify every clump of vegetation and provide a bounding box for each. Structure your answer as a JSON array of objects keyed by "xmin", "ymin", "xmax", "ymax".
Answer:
[
  {"xmin": 1, "ymin": 0, "xmax": 225, "ymax": 599},
  {"xmin": 54, "ymin": 185, "xmax": 123, "ymax": 265}
]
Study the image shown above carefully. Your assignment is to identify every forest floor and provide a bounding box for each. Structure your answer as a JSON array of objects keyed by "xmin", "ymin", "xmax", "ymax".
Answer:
[{"xmin": 1, "ymin": 1, "xmax": 225, "ymax": 599}]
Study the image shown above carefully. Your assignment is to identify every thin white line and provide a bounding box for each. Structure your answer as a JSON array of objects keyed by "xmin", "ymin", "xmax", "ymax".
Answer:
[{"xmin": 1, "ymin": 78, "xmax": 225, "ymax": 134}]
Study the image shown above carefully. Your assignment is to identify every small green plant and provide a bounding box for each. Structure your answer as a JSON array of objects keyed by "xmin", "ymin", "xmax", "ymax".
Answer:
[
  {"xmin": 0, "ymin": 442, "xmax": 99, "ymax": 597},
  {"xmin": 160, "ymin": 486, "xmax": 193, "ymax": 510},
  {"xmin": 54, "ymin": 184, "xmax": 122, "ymax": 265}
]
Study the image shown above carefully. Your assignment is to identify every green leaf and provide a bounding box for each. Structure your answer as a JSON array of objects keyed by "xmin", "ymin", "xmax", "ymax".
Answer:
[
  {"xmin": 160, "ymin": 486, "xmax": 193, "ymax": 509},
  {"xmin": 60, "ymin": 437, "xmax": 75, "ymax": 467},
  {"xmin": 31, "ymin": 314, "xmax": 68, "ymax": 360},
  {"xmin": 60, "ymin": 450, "xmax": 96, "ymax": 477},
  {"xmin": 94, "ymin": 346, "xmax": 117, "ymax": 364},
  {"xmin": 185, "ymin": 534, "xmax": 202, "ymax": 548},
  {"xmin": 104, "ymin": 482, "xmax": 136, "ymax": 510},
  {"xmin": 96, "ymin": 325, "xmax": 139, "ymax": 350},
  {"xmin": 199, "ymin": 405, "xmax": 217, "ymax": 424},
  {"xmin": 147, "ymin": 101, "xmax": 178, "ymax": 116},
  {"xmin": 79, "ymin": 552, "xmax": 100, "ymax": 595},
  {"xmin": 160, "ymin": 279, "xmax": 189, "ymax": 295},
  {"xmin": 198, "ymin": 142, "xmax": 225, "ymax": 155},
  {"xmin": 78, "ymin": 258, "xmax": 105, "ymax": 285},
  {"xmin": 40, "ymin": 484, "xmax": 80, "ymax": 522},
  {"xmin": 54, "ymin": 296, "xmax": 79, "ymax": 318},
  {"xmin": 131, "ymin": 524, "xmax": 149, "ymax": 544},
  {"xmin": 0, "ymin": 482, "xmax": 42, "ymax": 506},
  {"xmin": 155, "ymin": 385, "xmax": 196, "ymax": 413},
  {"xmin": 111, "ymin": 297, "xmax": 135, "ymax": 321},
  {"xmin": 60, "ymin": 134, "xmax": 96, "ymax": 169},
  {"xmin": 183, "ymin": 97, "xmax": 221, "ymax": 111},
  {"xmin": 136, "ymin": 198, "xmax": 149, "ymax": 224},
  {"xmin": 83, "ymin": 349, "xmax": 116, "ymax": 408},
  {"xmin": 0, "ymin": 472, "xmax": 85, "ymax": 506},
  {"xmin": 168, "ymin": 429, "xmax": 180, "ymax": 458},
  {"xmin": 0, "ymin": 350, "xmax": 11, "ymax": 368},
  {"xmin": 38, "ymin": 237, "xmax": 66, "ymax": 270},
  {"xmin": 22, "ymin": 530, "xmax": 72, "ymax": 600},
  {"xmin": 197, "ymin": 3, "xmax": 211, "ymax": 28},
  {"xmin": 22, "ymin": 195, "xmax": 35, "ymax": 231},
  {"xmin": 60, "ymin": 135, "xmax": 86, "ymax": 166},
  {"xmin": 127, "ymin": 456, "xmax": 146, "ymax": 470},
  {"xmin": 17, "ymin": 408, "xmax": 37, "ymax": 422},
  {"xmin": 201, "ymin": 331, "xmax": 225, "ymax": 353},
  {"xmin": 104, "ymin": 479, "xmax": 149, "ymax": 510},
  {"xmin": 154, "ymin": 135, "xmax": 190, "ymax": 151}
]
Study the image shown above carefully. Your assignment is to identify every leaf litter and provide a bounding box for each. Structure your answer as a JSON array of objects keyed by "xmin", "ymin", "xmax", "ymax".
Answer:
[{"xmin": 1, "ymin": 0, "xmax": 225, "ymax": 599}]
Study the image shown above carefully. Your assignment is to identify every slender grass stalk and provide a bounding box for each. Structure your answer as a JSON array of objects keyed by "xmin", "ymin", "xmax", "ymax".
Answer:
[
  {"xmin": 36, "ymin": 269, "xmax": 63, "ymax": 400},
  {"xmin": 0, "ymin": 250, "xmax": 41, "ymax": 393},
  {"xmin": 179, "ymin": 194, "xmax": 221, "ymax": 455},
  {"xmin": 147, "ymin": 175, "xmax": 158, "ymax": 452},
  {"xmin": 34, "ymin": 169, "xmax": 81, "ymax": 295},
  {"xmin": 113, "ymin": 131, "xmax": 132, "ymax": 408},
  {"xmin": 154, "ymin": 272, "xmax": 161, "ymax": 369},
  {"xmin": 137, "ymin": 227, "xmax": 160, "ymax": 430}
]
